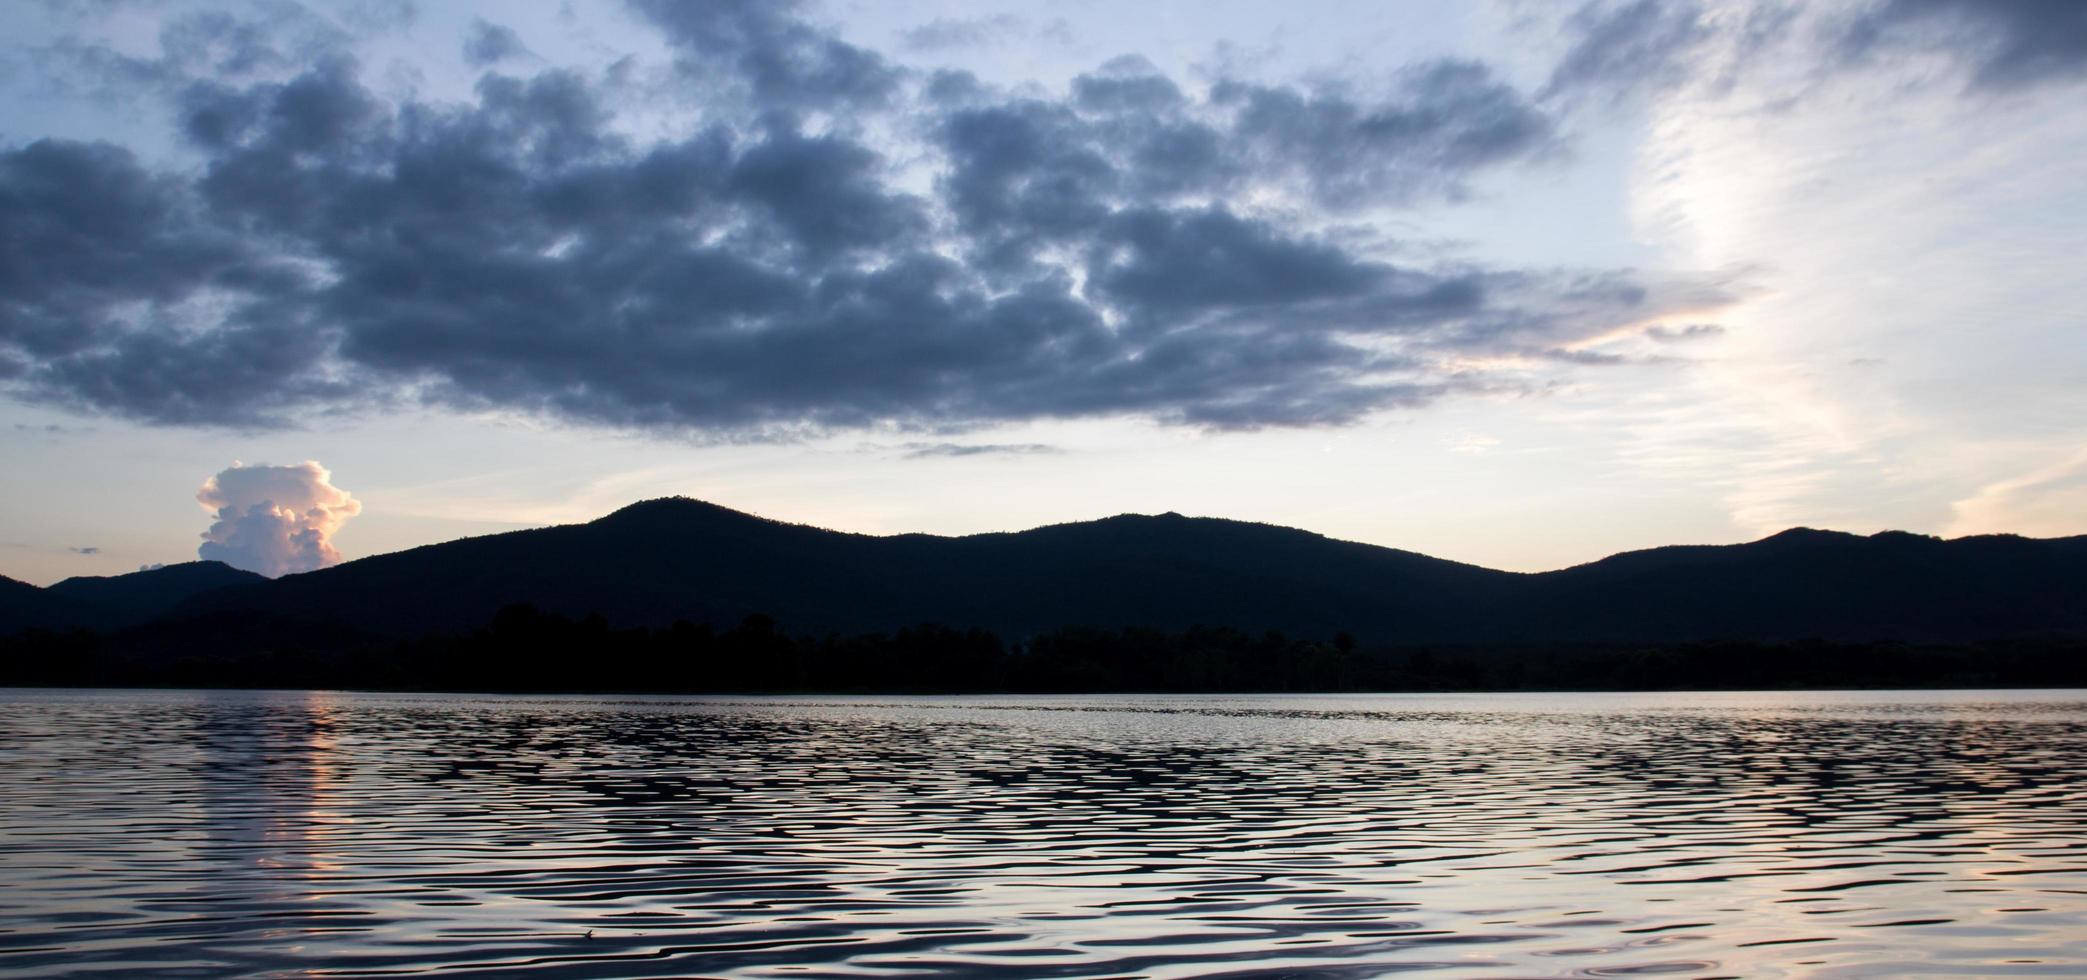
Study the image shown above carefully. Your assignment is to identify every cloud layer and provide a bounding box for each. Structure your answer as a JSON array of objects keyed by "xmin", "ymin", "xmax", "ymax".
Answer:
[
  {"xmin": 1539, "ymin": 0, "xmax": 2087, "ymax": 104},
  {"xmin": 0, "ymin": 0, "xmax": 1757, "ymax": 439},
  {"xmin": 196, "ymin": 460, "xmax": 361, "ymax": 576}
]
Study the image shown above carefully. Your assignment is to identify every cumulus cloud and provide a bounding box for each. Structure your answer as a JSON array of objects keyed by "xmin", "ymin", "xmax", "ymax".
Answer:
[
  {"xmin": 0, "ymin": 1, "xmax": 1734, "ymax": 439},
  {"xmin": 195, "ymin": 461, "xmax": 362, "ymax": 577}
]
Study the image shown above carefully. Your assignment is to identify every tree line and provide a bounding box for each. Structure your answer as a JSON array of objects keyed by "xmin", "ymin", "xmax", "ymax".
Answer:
[{"xmin": 1, "ymin": 603, "xmax": 2083, "ymax": 692}]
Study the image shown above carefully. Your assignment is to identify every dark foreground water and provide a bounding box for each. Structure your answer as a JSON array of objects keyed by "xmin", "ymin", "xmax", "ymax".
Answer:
[{"xmin": 1, "ymin": 691, "xmax": 2084, "ymax": 978}]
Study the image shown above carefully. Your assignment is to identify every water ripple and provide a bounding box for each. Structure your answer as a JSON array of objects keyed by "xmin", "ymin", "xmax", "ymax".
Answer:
[{"xmin": 0, "ymin": 689, "xmax": 2084, "ymax": 977}]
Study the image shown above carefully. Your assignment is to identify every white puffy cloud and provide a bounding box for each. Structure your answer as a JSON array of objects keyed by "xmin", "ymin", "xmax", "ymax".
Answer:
[{"xmin": 195, "ymin": 460, "xmax": 361, "ymax": 577}]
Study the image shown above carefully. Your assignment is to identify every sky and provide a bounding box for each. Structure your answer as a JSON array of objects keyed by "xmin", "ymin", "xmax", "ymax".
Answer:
[{"xmin": 1, "ymin": 0, "xmax": 2083, "ymax": 584}]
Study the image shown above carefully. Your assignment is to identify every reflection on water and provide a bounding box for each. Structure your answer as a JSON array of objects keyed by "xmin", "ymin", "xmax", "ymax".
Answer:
[{"xmin": 1, "ymin": 690, "xmax": 2085, "ymax": 978}]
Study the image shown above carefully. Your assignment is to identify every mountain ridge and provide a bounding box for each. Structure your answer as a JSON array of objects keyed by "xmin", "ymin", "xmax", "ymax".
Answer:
[
  {"xmin": 46, "ymin": 561, "xmax": 269, "ymax": 629},
  {"xmin": 5, "ymin": 497, "xmax": 2085, "ymax": 644}
]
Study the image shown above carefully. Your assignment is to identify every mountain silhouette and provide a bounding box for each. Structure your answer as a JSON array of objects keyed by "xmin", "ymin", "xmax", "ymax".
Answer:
[
  {"xmin": 1510, "ymin": 527, "xmax": 2087, "ymax": 642},
  {"xmin": 0, "ymin": 573, "xmax": 97, "ymax": 634},
  {"xmin": 47, "ymin": 561, "xmax": 269, "ymax": 629},
  {"xmin": 3, "ymin": 499, "xmax": 2083, "ymax": 645},
  {"xmin": 0, "ymin": 561, "xmax": 270, "ymax": 634},
  {"xmin": 167, "ymin": 498, "xmax": 1514, "ymax": 640},
  {"xmin": 130, "ymin": 498, "xmax": 2085, "ymax": 644}
]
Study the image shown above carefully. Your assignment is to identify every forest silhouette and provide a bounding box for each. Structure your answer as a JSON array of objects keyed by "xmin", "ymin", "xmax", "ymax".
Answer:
[{"xmin": 2, "ymin": 604, "xmax": 2081, "ymax": 692}]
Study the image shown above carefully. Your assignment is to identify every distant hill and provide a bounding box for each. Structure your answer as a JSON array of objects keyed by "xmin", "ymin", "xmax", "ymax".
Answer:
[
  {"xmin": 1508, "ymin": 528, "xmax": 2087, "ymax": 642},
  {"xmin": 0, "ymin": 561, "xmax": 270, "ymax": 634},
  {"xmin": 170, "ymin": 499, "xmax": 1518, "ymax": 640},
  {"xmin": 142, "ymin": 498, "xmax": 2087, "ymax": 644},
  {"xmin": 47, "ymin": 561, "xmax": 268, "ymax": 629},
  {"xmin": 0, "ymin": 573, "xmax": 96, "ymax": 634},
  {"xmin": 4, "ymin": 500, "xmax": 2084, "ymax": 646}
]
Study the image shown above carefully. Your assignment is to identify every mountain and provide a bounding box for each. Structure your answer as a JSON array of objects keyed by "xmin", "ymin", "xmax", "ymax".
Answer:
[
  {"xmin": 156, "ymin": 498, "xmax": 2087, "ymax": 644},
  {"xmin": 1509, "ymin": 528, "xmax": 2087, "ymax": 642},
  {"xmin": 173, "ymin": 498, "xmax": 1518, "ymax": 640},
  {"xmin": 47, "ymin": 561, "xmax": 268, "ymax": 629},
  {"xmin": 0, "ymin": 561, "xmax": 270, "ymax": 635},
  {"xmin": 0, "ymin": 573, "xmax": 95, "ymax": 634}
]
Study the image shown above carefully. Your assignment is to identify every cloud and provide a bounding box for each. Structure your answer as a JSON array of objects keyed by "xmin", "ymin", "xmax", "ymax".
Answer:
[
  {"xmin": 1840, "ymin": 0, "xmax": 2087, "ymax": 93},
  {"xmin": 68, "ymin": 546, "xmax": 100, "ymax": 555},
  {"xmin": 1946, "ymin": 448, "xmax": 2087, "ymax": 538},
  {"xmin": 1645, "ymin": 323, "xmax": 1724, "ymax": 341},
  {"xmin": 0, "ymin": 2, "xmax": 1731, "ymax": 438},
  {"xmin": 0, "ymin": 140, "xmax": 253, "ymax": 353},
  {"xmin": 1214, "ymin": 61, "xmax": 1559, "ymax": 206},
  {"xmin": 462, "ymin": 18, "xmax": 530, "ymax": 68},
  {"xmin": 195, "ymin": 461, "xmax": 362, "ymax": 577},
  {"xmin": 1541, "ymin": 0, "xmax": 1710, "ymax": 103},
  {"xmin": 1538, "ymin": 0, "xmax": 2087, "ymax": 107},
  {"xmin": 32, "ymin": 4, "xmax": 351, "ymax": 101},
  {"xmin": 899, "ymin": 442, "xmax": 1061, "ymax": 459},
  {"xmin": 900, "ymin": 15, "xmax": 1071, "ymax": 52},
  {"xmin": 628, "ymin": 0, "xmax": 903, "ymax": 112}
]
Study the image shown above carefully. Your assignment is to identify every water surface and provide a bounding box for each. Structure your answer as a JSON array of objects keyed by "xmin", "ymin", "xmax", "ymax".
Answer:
[{"xmin": 2, "ymin": 689, "xmax": 2084, "ymax": 978}]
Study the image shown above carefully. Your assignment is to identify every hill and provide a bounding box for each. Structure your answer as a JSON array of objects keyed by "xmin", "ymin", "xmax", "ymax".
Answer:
[
  {"xmin": 154, "ymin": 498, "xmax": 2087, "ymax": 644},
  {"xmin": 47, "ymin": 561, "xmax": 268, "ymax": 629},
  {"xmin": 0, "ymin": 561, "xmax": 271, "ymax": 634},
  {"xmin": 172, "ymin": 498, "xmax": 1518, "ymax": 640},
  {"xmin": 1508, "ymin": 528, "xmax": 2087, "ymax": 642},
  {"xmin": 0, "ymin": 573, "xmax": 96, "ymax": 634}
]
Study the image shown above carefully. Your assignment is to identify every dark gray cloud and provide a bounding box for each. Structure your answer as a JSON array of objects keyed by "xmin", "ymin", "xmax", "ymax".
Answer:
[
  {"xmin": 68, "ymin": 546, "xmax": 100, "ymax": 555},
  {"xmin": 1541, "ymin": 0, "xmax": 2087, "ymax": 105},
  {"xmin": 0, "ymin": 1, "xmax": 1722, "ymax": 437},
  {"xmin": 728, "ymin": 121, "xmax": 928, "ymax": 259},
  {"xmin": 0, "ymin": 140, "xmax": 245, "ymax": 340},
  {"xmin": 1840, "ymin": 0, "xmax": 2087, "ymax": 92},
  {"xmin": 462, "ymin": 18, "xmax": 529, "ymax": 68},
  {"xmin": 1088, "ymin": 207, "xmax": 1394, "ymax": 315},
  {"xmin": 628, "ymin": 0, "xmax": 902, "ymax": 112},
  {"xmin": 931, "ymin": 55, "xmax": 1555, "ymax": 273},
  {"xmin": 1215, "ymin": 61, "xmax": 1558, "ymax": 206}
]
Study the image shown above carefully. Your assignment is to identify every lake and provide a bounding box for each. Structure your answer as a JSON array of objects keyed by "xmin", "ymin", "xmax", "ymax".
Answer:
[{"xmin": 1, "ymin": 689, "xmax": 2083, "ymax": 978}]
